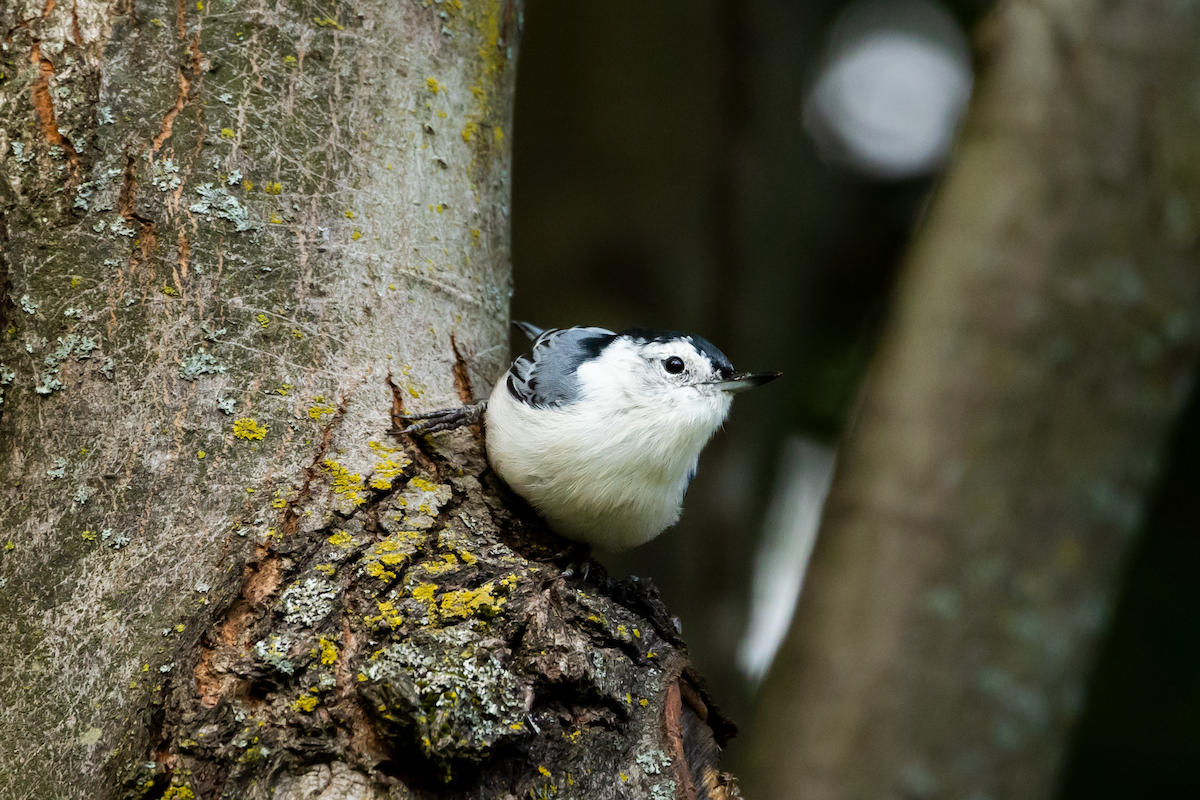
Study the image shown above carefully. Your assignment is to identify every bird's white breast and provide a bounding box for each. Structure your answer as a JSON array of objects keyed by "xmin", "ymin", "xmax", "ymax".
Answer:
[{"xmin": 484, "ymin": 353, "xmax": 731, "ymax": 551}]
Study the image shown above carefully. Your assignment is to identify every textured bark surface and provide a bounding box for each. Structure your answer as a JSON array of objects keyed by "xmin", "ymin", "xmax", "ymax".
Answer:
[
  {"xmin": 0, "ymin": 2, "xmax": 737, "ymax": 798},
  {"xmin": 742, "ymin": 0, "xmax": 1200, "ymax": 798}
]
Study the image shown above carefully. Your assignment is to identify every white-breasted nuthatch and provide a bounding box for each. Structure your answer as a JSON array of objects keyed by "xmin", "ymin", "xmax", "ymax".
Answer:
[{"xmin": 398, "ymin": 322, "xmax": 779, "ymax": 551}]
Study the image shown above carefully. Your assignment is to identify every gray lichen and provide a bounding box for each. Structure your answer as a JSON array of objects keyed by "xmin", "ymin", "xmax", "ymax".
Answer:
[
  {"xmin": 180, "ymin": 352, "xmax": 227, "ymax": 381},
  {"xmin": 46, "ymin": 457, "xmax": 67, "ymax": 480},
  {"xmin": 254, "ymin": 635, "xmax": 295, "ymax": 675},
  {"xmin": 360, "ymin": 623, "xmax": 532, "ymax": 762},
  {"xmin": 189, "ymin": 183, "xmax": 258, "ymax": 232},
  {"xmin": 280, "ymin": 578, "xmax": 338, "ymax": 627}
]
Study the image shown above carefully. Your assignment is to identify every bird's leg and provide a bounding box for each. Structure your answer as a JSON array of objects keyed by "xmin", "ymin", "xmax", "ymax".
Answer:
[{"xmin": 391, "ymin": 401, "xmax": 486, "ymax": 436}]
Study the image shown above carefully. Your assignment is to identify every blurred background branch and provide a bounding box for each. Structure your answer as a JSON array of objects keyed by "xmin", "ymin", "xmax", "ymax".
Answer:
[{"xmin": 741, "ymin": 0, "xmax": 1200, "ymax": 795}]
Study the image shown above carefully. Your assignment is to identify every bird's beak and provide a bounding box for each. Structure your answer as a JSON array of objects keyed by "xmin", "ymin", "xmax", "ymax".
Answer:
[{"xmin": 706, "ymin": 372, "xmax": 781, "ymax": 393}]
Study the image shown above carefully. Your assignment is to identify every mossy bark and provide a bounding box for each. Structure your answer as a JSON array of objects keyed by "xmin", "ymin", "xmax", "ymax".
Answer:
[
  {"xmin": 740, "ymin": 0, "xmax": 1200, "ymax": 798},
  {"xmin": 0, "ymin": 2, "xmax": 737, "ymax": 798}
]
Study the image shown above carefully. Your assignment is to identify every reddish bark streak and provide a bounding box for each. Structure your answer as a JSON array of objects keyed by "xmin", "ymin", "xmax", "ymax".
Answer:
[
  {"xmin": 150, "ymin": 68, "xmax": 192, "ymax": 155},
  {"xmin": 449, "ymin": 333, "xmax": 474, "ymax": 405},
  {"xmin": 118, "ymin": 151, "xmax": 138, "ymax": 218},
  {"xmin": 70, "ymin": 0, "xmax": 83, "ymax": 44},
  {"xmin": 28, "ymin": 43, "xmax": 79, "ymax": 173},
  {"xmin": 193, "ymin": 644, "xmax": 221, "ymax": 708},
  {"xmin": 177, "ymin": 229, "xmax": 191, "ymax": 276}
]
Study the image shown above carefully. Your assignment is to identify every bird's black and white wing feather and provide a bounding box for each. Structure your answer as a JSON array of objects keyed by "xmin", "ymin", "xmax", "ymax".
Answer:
[{"xmin": 507, "ymin": 325, "xmax": 616, "ymax": 408}]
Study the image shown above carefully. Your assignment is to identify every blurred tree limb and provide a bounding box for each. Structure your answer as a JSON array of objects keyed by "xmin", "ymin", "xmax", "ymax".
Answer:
[{"xmin": 741, "ymin": 0, "xmax": 1200, "ymax": 797}]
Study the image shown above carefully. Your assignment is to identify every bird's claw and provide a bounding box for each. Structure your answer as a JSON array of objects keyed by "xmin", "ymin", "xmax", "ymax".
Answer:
[
  {"xmin": 560, "ymin": 560, "xmax": 591, "ymax": 581},
  {"xmin": 390, "ymin": 402, "xmax": 486, "ymax": 436},
  {"xmin": 553, "ymin": 542, "xmax": 594, "ymax": 581}
]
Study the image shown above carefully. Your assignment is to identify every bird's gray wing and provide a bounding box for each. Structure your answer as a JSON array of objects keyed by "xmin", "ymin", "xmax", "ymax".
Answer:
[{"xmin": 507, "ymin": 326, "xmax": 616, "ymax": 407}]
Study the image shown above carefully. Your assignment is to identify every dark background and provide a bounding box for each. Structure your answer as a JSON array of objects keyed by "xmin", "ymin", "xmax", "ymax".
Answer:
[{"xmin": 507, "ymin": 0, "xmax": 1200, "ymax": 795}]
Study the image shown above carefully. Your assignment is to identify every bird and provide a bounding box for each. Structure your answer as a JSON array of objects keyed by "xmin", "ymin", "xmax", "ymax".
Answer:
[{"xmin": 396, "ymin": 322, "xmax": 779, "ymax": 552}]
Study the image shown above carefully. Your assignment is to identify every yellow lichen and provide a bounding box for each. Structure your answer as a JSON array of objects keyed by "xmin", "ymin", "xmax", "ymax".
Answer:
[
  {"xmin": 318, "ymin": 637, "xmax": 338, "ymax": 665},
  {"xmin": 80, "ymin": 530, "xmax": 96, "ymax": 542},
  {"xmin": 367, "ymin": 600, "xmax": 403, "ymax": 629},
  {"xmin": 242, "ymin": 178, "xmax": 254, "ymax": 191},
  {"xmin": 163, "ymin": 787, "xmax": 195, "ymax": 800},
  {"xmin": 292, "ymin": 693, "xmax": 318, "ymax": 713},
  {"xmin": 351, "ymin": 230, "xmax": 362, "ymax": 240},
  {"xmin": 439, "ymin": 582, "xmax": 504, "ymax": 620},
  {"xmin": 197, "ymin": 450, "xmax": 206, "ymax": 459},
  {"xmin": 327, "ymin": 530, "xmax": 355, "ymax": 547},
  {"xmin": 161, "ymin": 285, "xmax": 178, "ymax": 297},
  {"xmin": 220, "ymin": 128, "xmax": 235, "ymax": 139},
  {"xmin": 275, "ymin": 384, "xmax": 292, "ymax": 396},
  {"xmin": 291, "ymin": 329, "xmax": 305, "ymax": 339},
  {"xmin": 322, "ymin": 459, "xmax": 366, "ymax": 505},
  {"xmin": 369, "ymin": 453, "xmax": 408, "ymax": 490},
  {"xmin": 460, "ymin": 121, "xmax": 478, "ymax": 143},
  {"xmin": 233, "ymin": 418, "xmax": 267, "ymax": 440},
  {"xmin": 425, "ymin": 77, "xmax": 442, "ymax": 94},
  {"xmin": 308, "ymin": 403, "xmax": 337, "ymax": 420},
  {"xmin": 412, "ymin": 583, "xmax": 437, "ymax": 604},
  {"xmin": 344, "ymin": 209, "xmax": 355, "ymax": 219},
  {"xmin": 409, "ymin": 476, "xmax": 439, "ymax": 493},
  {"xmin": 366, "ymin": 561, "xmax": 396, "ymax": 582},
  {"xmin": 265, "ymin": 181, "xmax": 282, "ymax": 194},
  {"xmin": 313, "ymin": 15, "xmax": 343, "ymax": 29},
  {"xmin": 421, "ymin": 553, "xmax": 460, "ymax": 576},
  {"xmin": 256, "ymin": 314, "xmax": 270, "ymax": 328},
  {"xmin": 314, "ymin": 563, "xmax": 336, "ymax": 576}
]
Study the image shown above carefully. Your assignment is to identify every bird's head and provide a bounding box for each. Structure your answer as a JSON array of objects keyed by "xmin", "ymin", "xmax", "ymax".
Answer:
[{"xmin": 574, "ymin": 328, "xmax": 779, "ymax": 422}]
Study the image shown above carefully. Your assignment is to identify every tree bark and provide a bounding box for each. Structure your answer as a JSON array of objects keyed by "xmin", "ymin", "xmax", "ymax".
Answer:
[
  {"xmin": 0, "ymin": 2, "xmax": 737, "ymax": 798},
  {"xmin": 741, "ymin": 0, "xmax": 1200, "ymax": 797}
]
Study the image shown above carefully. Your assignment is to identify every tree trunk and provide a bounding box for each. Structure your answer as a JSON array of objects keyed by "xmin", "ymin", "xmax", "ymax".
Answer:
[
  {"xmin": 0, "ymin": 2, "xmax": 736, "ymax": 798},
  {"xmin": 741, "ymin": 0, "xmax": 1200, "ymax": 797}
]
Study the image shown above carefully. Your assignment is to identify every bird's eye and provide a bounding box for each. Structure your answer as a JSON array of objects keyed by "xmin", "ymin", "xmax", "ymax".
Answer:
[{"xmin": 663, "ymin": 356, "xmax": 685, "ymax": 374}]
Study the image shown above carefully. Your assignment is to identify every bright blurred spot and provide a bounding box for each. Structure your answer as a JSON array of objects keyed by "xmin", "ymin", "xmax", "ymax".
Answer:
[
  {"xmin": 738, "ymin": 437, "xmax": 836, "ymax": 685},
  {"xmin": 804, "ymin": 0, "xmax": 973, "ymax": 179}
]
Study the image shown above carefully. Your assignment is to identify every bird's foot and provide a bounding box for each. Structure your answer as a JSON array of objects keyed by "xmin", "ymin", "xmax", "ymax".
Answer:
[
  {"xmin": 554, "ymin": 542, "xmax": 594, "ymax": 580},
  {"xmin": 390, "ymin": 401, "xmax": 486, "ymax": 436}
]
